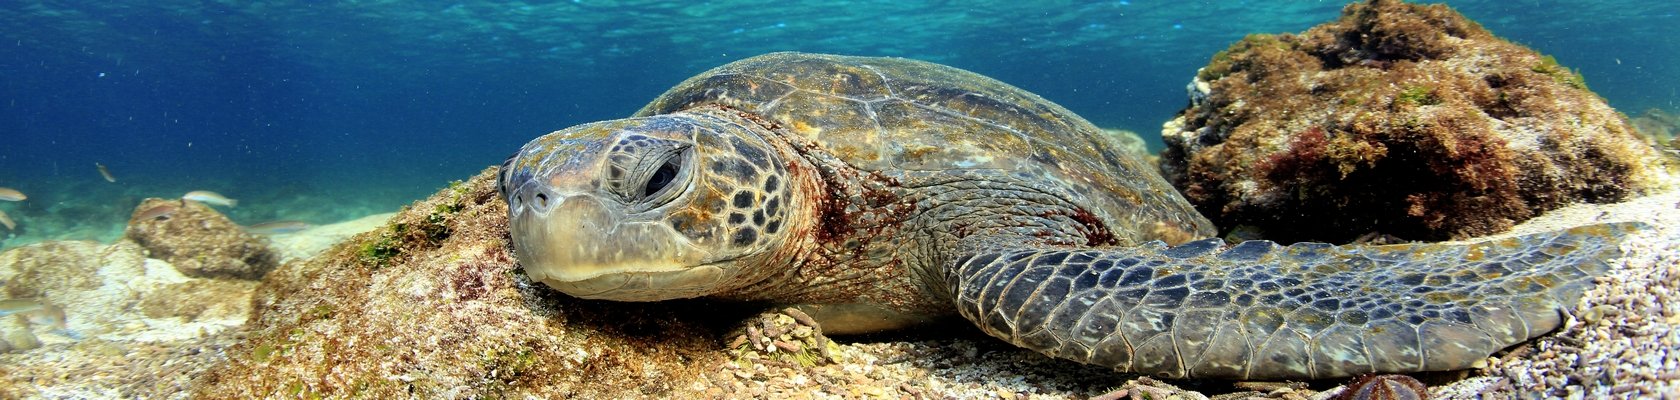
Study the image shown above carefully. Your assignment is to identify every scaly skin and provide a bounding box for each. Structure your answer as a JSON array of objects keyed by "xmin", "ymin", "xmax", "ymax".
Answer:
[{"xmin": 948, "ymin": 223, "xmax": 1636, "ymax": 380}]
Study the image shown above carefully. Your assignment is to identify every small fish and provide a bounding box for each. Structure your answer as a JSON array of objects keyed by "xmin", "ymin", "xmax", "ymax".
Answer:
[
  {"xmin": 0, "ymin": 299, "xmax": 66, "ymax": 330},
  {"xmin": 245, "ymin": 220, "xmax": 313, "ymax": 234},
  {"xmin": 96, "ymin": 162, "xmax": 117, "ymax": 183},
  {"xmin": 182, "ymin": 190, "xmax": 237, "ymax": 207},
  {"xmin": 0, "ymin": 210, "xmax": 13, "ymax": 231},
  {"xmin": 0, "ymin": 299, "xmax": 47, "ymax": 315},
  {"xmin": 135, "ymin": 202, "xmax": 181, "ymax": 221},
  {"xmin": 0, "ymin": 187, "xmax": 23, "ymax": 201}
]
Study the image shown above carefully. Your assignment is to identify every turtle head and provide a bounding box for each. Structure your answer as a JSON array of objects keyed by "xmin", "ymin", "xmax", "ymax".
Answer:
[{"xmin": 499, "ymin": 109, "xmax": 803, "ymax": 301}]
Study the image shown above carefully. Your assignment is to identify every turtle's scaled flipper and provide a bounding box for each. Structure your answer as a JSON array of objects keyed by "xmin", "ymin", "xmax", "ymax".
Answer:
[{"xmin": 944, "ymin": 222, "xmax": 1644, "ymax": 380}]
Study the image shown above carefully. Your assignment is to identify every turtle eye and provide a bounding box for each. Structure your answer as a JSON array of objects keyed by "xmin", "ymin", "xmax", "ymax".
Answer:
[
  {"xmin": 497, "ymin": 152, "xmax": 518, "ymax": 198},
  {"xmin": 643, "ymin": 152, "xmax": 683, "ymax": 199}
]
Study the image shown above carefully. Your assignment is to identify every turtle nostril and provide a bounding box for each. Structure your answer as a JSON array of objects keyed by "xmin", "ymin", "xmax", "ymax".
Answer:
[{"xmin": 536, "ymin": 192, "xmax": 549, "ymax": 209}]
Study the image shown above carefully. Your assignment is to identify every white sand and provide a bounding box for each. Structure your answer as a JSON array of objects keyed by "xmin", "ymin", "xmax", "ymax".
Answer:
[{"xmin": 264, "ymin": 212, "xmax": 396, "ymax": 262}]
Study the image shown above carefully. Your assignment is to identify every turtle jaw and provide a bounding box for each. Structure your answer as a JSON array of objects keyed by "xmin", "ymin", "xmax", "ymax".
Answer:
[
  {"xmin": 536, "ymin": 264, "xmax": 729, "ymax": 301},
  {"xmin": 510, "ymin": 194, "xmax": 728, "ymax": 301}
]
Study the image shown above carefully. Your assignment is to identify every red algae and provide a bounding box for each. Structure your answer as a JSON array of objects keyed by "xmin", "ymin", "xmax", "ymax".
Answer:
[{"xmin": 1160, "ymin": 0, "xmax": 1671, "ymax": 243}]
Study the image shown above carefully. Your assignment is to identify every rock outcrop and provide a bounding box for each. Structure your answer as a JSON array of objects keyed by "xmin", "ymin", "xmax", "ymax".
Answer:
[
  {"xmin": 1159, "ymin": 0, "xmax": 1671, "ymax": 242},
  {"xmin": 125, "ymin": 198, "xmax": 279, "ymax": 279},
  {"xmin": 1631, "ymin": 108, "xmax": 1680, "ymax": 150},
  {"xmin": 0, "ymin": 239, "xmax": 254, "ymax": 348},
  {"xmin": 189, "ymin": 171, "xmax": 733, "ymax": 399}
]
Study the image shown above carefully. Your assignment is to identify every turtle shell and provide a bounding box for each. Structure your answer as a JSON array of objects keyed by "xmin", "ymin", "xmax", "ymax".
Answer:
[{"xmin": 636, "ymin": 52, "xmax": 1212, "ymax": 244}]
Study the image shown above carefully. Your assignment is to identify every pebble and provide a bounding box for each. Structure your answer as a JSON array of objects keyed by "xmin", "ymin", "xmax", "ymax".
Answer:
[{"xmin": 1462, "ymin": 190, "xmax": 1680, "ymax": 398}]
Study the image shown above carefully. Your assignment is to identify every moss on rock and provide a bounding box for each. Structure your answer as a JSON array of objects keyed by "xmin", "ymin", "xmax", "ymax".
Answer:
[{"xmin": 1159, "ymin": 0, "xmax": 1672, "ymax": 243}]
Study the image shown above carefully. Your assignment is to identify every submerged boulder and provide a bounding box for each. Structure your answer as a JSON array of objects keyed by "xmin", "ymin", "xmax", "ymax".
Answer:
[
  {"xmin": 124, "ymin": 198, "xmax": 279, "ymax": 280},
  {"xmin": 1630, "ymin": 108, "xmax": 1680, "ymax": 150},
  {"xmin": 1159, "ymin": 0, "xmax": 1671, "ymax": 242}
]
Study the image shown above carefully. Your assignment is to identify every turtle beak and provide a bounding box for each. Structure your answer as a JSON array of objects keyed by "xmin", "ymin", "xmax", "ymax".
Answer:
[{"xmin": 508, "ymin": 192, "xmax": 721, "ymax": 300}]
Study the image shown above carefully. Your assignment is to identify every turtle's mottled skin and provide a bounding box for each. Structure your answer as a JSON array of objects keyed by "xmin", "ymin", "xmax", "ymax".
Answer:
[{"xmin": 498, "ymin": 52, "xmax": 1634, "ymax": 380}]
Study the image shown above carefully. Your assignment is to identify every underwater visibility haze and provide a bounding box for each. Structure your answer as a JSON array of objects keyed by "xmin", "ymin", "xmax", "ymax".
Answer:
[
  {"xmin": 3, "ymin": 1, "xmax": 1680, "ymax": 398},
  {"xmin": 0, "ymin": 0, "xmax": 1675, "ymax": 247}
]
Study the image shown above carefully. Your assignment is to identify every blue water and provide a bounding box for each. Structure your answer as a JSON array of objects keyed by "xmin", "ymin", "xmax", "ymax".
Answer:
[{"xmin": 1, "ymin": 1, "xmax": 1676, "ymax": 247}]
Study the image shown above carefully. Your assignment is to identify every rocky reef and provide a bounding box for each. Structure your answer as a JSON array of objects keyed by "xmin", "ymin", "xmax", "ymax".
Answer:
[
  {"xmin": 125, "ymin": 198, "xmax": 280, "ymax": 280},
  {"xmin": 0, "ymin": 202, "xmax": 409, "ymax": 397},
  {"xmin": 0, "ymin": 197, "xmax": 273, "ymax": 396},
  {"xmin": 0, "ymin": 239, "xmax": 256, "ymax": 341},
  {"xmin": 1159, "ymin": 0, "xmax": 1671, "ymax": 243},
  {"xmin": 0, "ymin": 239, "xmax": 256, "ymax": 397},
  {"xmin": 187, "ymin": 170, "xmax": 740, "ymax": 398}
]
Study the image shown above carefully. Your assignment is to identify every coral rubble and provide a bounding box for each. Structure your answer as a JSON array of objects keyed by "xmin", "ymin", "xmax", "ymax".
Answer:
[
  {"xmin": 1159, "ymin": 0, "xmax": 1671, "ymax": 242},
  {"xmin": 125, "ymin": 198, "xmax": 280, "ymax": 280}
]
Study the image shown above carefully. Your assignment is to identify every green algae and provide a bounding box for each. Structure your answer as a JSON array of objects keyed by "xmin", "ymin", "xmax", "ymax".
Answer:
[
  {"xmin": 252, "ymin": 344, "xmax": 276, "ymax": 363},
  {"xmin": 1396, "ymin": 85, "xmax": 1440, "ymax": 106},
  {"xmin": 357, "ymin": 189, "xmax": 463, "ymax": 268},
  {"xmin": 356, "ymin": 230, "xmax": 403, "ymax": 268},
  {"xmin": 1531, "ymin": 55, "xmax": 1589, "ymax": 90},
  {"xmin": 308, "ymin": 304, "xmax": 335, "ymax": 320}
]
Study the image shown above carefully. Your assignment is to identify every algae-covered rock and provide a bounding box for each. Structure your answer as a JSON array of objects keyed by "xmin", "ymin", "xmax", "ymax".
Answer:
[
  {"xmin": 125, "ymin": 198, "xmax": 279, "ymax": 279},
  {"xmin": 190, "ymin": 169, "xmax": 733, "ymax": 399},
  {"xmin": 0, "ymin": 237, "xmax": 252, "ymax": 398},
  {"xmin": 1159, "ymin": 0, "xmax": 1671, "ymax": 242},
  {"xmin": 0, "ymin": 239, "xmax": 255, "ymax": 339},
  {"xmin": 0, "ymin": 212, "xmax": 390, "ymax": 398},
  {"xmin": 1100, "ymin": 128, "xmax": 1152, "ymax": 160},
  {"xmin": 1630, "ymin": 108, "xmax": 1680, "ymax": 149}
]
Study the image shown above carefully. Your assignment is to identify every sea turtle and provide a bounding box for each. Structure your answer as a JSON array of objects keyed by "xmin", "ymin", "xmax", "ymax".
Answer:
[{"xmin": 497, "ymin": 52, "xmax": 1634, "ymax": 380}]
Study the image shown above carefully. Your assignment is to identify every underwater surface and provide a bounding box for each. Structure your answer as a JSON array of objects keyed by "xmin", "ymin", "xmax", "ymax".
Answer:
[{"xmin": 0, "ymin": 0, "xmax": 1675, "ymax": 248}]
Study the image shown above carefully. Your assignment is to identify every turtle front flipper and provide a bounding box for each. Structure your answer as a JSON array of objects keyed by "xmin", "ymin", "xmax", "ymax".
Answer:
[{"xmin": 944, "ymin": 223, "xmax": 1642, "ymax": 380}]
